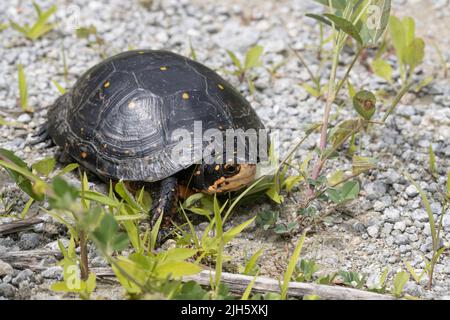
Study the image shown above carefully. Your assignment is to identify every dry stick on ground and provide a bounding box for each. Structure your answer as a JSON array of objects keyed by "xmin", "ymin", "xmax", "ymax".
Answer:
[
  {"xmin": 0, "ymin": 217, "xmax": 43, "ymax": 236},
  {"xmin": 0, "ymin": 249, "xmax": 395, "ymax": 300}
]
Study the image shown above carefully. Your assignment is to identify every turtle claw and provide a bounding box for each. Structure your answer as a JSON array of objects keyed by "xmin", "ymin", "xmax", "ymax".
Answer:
[{"xmin": 29, "ymin": 124, "xmax": 53, "ymax": 147}]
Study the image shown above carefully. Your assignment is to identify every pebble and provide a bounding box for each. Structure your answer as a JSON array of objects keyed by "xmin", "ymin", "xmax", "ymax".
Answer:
[
  {"xmin": 12, "ymin": 269, "xmax": 35, "ymax": 286},
  {"xmin": 18, "ymin": 233, "xmax": 41, "ymax": 250},
  {"xmin": 17, "ymin": 113, "xmax": 31, "ymax": 123},
  {"xmin": 0, "ymin": 260, "xmax": 14, "ymax": 277},
  {"xmin": 41, "ymin": 266, "xmax": 63, "ymax": 280},
  {"xmin": 367, "ymin": 225, "xmax": 379, "ymax": 238},
  {"xmin": 405, "ymin": 185, "xmax": 419, "ymax": 198},
  {"xmin": 0, "ymin": 283, "xmax": 16, "ymax": 299}
]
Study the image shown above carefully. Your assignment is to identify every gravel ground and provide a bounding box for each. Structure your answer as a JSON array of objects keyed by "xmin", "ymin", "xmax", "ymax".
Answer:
[{"xmin": 0, "ymin": 0, "xmax": 449, "ymax": 299}]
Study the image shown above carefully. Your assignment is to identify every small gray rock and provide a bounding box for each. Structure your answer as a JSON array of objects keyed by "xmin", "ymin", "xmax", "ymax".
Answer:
[
  {"xmin": 41, "ymin": 266, "xmax": 63, "ymax": 280},
  {"xmin": 0, "ymin": 260, "xmax": 14, "ymax": 277},
  {"xmin": 12, "ymin": 269, "xmax": 34, "ymax": 286},
  {"xmin": 17, "ymin": 113, "xmax": 31, "ymax": 123},
  {"xmin": 384, "ymin": 208, "xmax": 400, "ymax": 222},
  {"xmin": 0, "ymin": 283, "xmax": 16, "ymax": 299},
  {"xmin": 367, "ymin": 225, "xmax": 379, "ymax": 238},
  {"xmin": 405, "ymin": 185, "xmax": 419, "ymax": 198},
  {"xmin": 18, "ymin": 233, "xmax": 41, "ymax": 250},
  {"xmin": 394, "ymin": 221, "xmax": 406, "ymax": 232}
]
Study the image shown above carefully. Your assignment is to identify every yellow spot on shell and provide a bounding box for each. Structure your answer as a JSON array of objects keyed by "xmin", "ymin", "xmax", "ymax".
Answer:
[
  {"xmin": 80, "ymin": 152, "xmax": 88, "ymax": 159},
  {"xmin": 138, "ymin": 51, "xmax": 145, "ymax": 54},
  {"xmin": 104, "ymin": 81, "xmax": 110, "ymax": 88},
  {"xmin": 218, "ymin": 84, "xmax": 224, "ymax": 90},
  {"xmin": 128, "ymin": 101, "xmax": 136, "ymax": 109},
  {"xmin": 182, "ymin": 92, "xmax": 190, "ymax": 100},
  {"xmin": 160, "ymin": 66, "xmax": 167, "ymax": 71},
  {"xmin": 215, "ymin": 165, "xmax": 220, "ymax": 171}
]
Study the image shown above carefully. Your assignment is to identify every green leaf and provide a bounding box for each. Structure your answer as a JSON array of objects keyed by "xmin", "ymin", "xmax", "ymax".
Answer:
[
  {"xmin": 305, "ymin": 13, "xmax": 333, "ymax": 28},
  {"xmin": 265, "ymin": 184, "xmax": 283, "ymax": 204},
  {"xmin": 52, "ymin": 80, "xmax": 66, "ymax": 94},
  {"xmin": 352, "ymin": 155, "xmax": 376, "ymax": 175},
  {"xmin": 243, "ymin": 248, "xmax": 264, "ymax": 276},
  {"xmin": 54, "ymin": 163, "xmax": 79, "ymax": 176},
  {"xmin": 27, "ymin": 5, "xmax": 57, "ymax": 40},
  {"xmin": 18, "ymin": 64, "xmax": 28, "ymax": 112},
  {"xmin": 281, "ymin": 232, "xmax": 306, "ymax": 300},
  {"xmin": 20, "ymin": 198, "xmax": 34, "ymax": 219},
  {"xmin": 226, "ymin": 50, "xmax": 242, "ymax": 70},
  {"xmin": 404, "ymin": 38, "xmax": 425, "ymax": 69},
  {"xmin": 301, "ymin": 82, "xmax": 321, "ymax": 98},
  {"xmin": 245, "ymin": 45, "xmax": 263, "ymax": 70},
  {"xmin": 358, "ymin": 0, "xmax": 392, "ymax": 45},
  {"xmin": 155, "ymin": 261, "xmax": 202, "ymax": 278},
  {"xmin": 323, "ymin": 13, "xmax": 363, "ymax": 44},
  {"xmin": 372, "ymin": 58, "xmax": 392, "ymax": 82},
  {"xmin": 389, "ymin": 16, "xmax": 406, "ymax": 62},
  {"xmin": 114, "ymin": 180, "xmax": 143, "ymax": 211},
  {"xmin": 353, "ymin": 90, "xmax": 376, "ymax": 120},
  {"xmin": 80, "ymin": 190, "xmax": 121, "ymax": 207},
  {"xmin": 32, "ymin": 157, "xmax": 56, "ymax": 176},
  {"xmin": 446, "ymin": 171, "xmax": 450, "ymax": 199},
  {"xmin": 223, "ymin": 217, "xmax": 256, "ymax": 244},
  {"xmin": 312, "ymin": 0, "xmax": 347, "ymax": 10},
  {"xmin": 92, "ymin": 213, "xmax": 129, "ymax": 254},
  {"xmin": 428, "ymin": 144, "xmax": 437, "ymax": 178},
  {"xmin": 402, "ymin": 17, "xmax": 415, "ymax": 46},
  {"xmin": 347, "ymin": 80, "xmax": 356, "ymax": 98},
  {"xmin": 392, "ymin": 271, "xmax": 409, "ymax": 297},
  {"xmin": 9, "ymin": 20, "xmax": 28, "ymax": 35},
  {"xmin": 0, "ymin": 148, "xmax": 45, "ymax": 201},
  {"xmin": 340, "ymin": 181, "xmax": 360, "ymax": 201}
]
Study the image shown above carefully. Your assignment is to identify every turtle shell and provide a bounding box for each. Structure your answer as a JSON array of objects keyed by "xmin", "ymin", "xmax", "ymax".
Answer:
[{"xmin": 47, "ymin": 50, "xmax": 265, "ymax": 182}]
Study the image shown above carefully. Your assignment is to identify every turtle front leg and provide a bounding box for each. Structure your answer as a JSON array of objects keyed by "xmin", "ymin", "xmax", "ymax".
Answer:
[{"xmin": 150, "ymin": 176, "xmax": 178, "ymax": 228}]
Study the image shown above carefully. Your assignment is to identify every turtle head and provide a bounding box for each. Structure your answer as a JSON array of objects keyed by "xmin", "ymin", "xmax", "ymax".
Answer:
[{"xmin": 191, "ymin": 163, "xmax": 256, "ymax": 194}]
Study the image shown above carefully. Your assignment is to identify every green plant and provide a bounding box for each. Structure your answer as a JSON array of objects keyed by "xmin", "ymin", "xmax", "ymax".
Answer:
[
  {"xmin": 227, "ymin": 45, "xmax": 264, "ymax": 94},
  {"xmin": 378, "ymin": 15, "xmax": 426, "ymax": 121},
  {"xmin": 405, "ymin": 172, "xmax": 449, "ymax": 290},
  {"xmin": 10, "ymin": 2, "xmax": 57, "ymax": 41},
  {"xmin": 17, "ymin": 64, "xmax": 33, "ymax": 113},
  {"xmin": 339, "ymin": 270, "xmax": 366, "ymax": 289},
  {"xmin": 280, "ymin": 232, "xmax": 306, "ymax": 299},
  {"xmin": 391, "ymin": 270, "xmax": 409, "ymax": 298},
  {"xmin": 293, "ymin": 259, "xmax": 319, "ymax": 282}
]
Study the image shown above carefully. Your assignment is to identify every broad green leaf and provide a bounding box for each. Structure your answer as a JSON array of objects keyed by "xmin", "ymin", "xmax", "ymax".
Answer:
[
  {"xmin": 372, "ymin": 58, "xmax": 392, "ymax": 82},
  {"xmin": 353, "ymin": 90, "xmax": 376, "ymax": 120},
  {"xmin": 389, "ymin": 16, "xmax": 406, "ymax": 62},
  {"xmin": 32, "ymin": 157, "xmax": 56, "ymax": 176},
  {"xmin": 340, "ymin": 181, "xmax": 360, "ymax": 201},
  {"xmin": 404, "ymin": 38, "xmax": 425, "ymax": 69},
  {"xmin": 283, "ymin": 175, "xmax": 303, "ymax": 193},
  {"xmin": 327, "ymin": 170, "xmax": 344, "ymax": 185},
  {"xmin": 114, "ymin": 180, "xmax": 142, "ymax": 211},
  {"xmin": 402, "ymin": 17, "xmax": 415, "ymax": 46},
  {"xmin": 245, "ymin": 45, "xmax": 263, "ymax": 70},
  {"xmin": 162, "ymin": 248, "xmax": 198, "ymax": 263},
  {"xmin": 358, "ymin": 0, "xmax": 391, "ymax": 44},
  {"xmin": 265, "ymin": 184, "xmax": 283, "ymax": 204},
  {"xmin": 323, "ymin": 13, "xmax": 363, "ymax": 44},
  {"xmin": 352, "ymin": 155, "xmax": 376, "ymax": 175},
  {"xmin": 155, "ymin": 261, "xmax": 202, "ymax": 278},
  {"xmin": 91, "ymin": 213, "xmax": 129, "ymax": 254}
]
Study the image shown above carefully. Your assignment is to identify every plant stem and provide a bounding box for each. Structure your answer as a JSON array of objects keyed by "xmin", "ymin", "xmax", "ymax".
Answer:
[
  {"xmin": 79, "ymin": 231, "xmax": 89, "ymax": 281},
  {"xmin": 335, "ymin": 47, "xmax": 364, "ymax": 96},
  {"xmin": 382, "ymin": 81, "xmax": 412, "ymax": 122},
  {"xmin": 311, "ymin": 41, "xmax": 340, "ymax": 183}
]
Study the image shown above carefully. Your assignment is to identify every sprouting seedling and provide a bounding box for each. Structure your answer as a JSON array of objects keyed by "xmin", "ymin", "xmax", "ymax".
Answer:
[
  {"xmin": 17, "ymin": 64, "xmax": 33, "ymax": 113},
  {"xmin": 188, "ymin": 37, "xmax": 197, "ymax": 61},
  {"xmin": 10, "ymin": 2, "xmax": 57, "ymax": 41},
  {"xmin": 428, "ymin": 144, "xmax": 437, "ymax": 178},
  {"xmin": 226, "ymin": 45, "xmax": 264, "ymax": 94}
]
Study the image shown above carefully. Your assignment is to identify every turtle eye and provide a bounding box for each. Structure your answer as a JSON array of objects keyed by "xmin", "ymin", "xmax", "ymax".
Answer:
[{"xmin": 224, "ymin": 164, "xmax": 238, "ymax": 174}]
